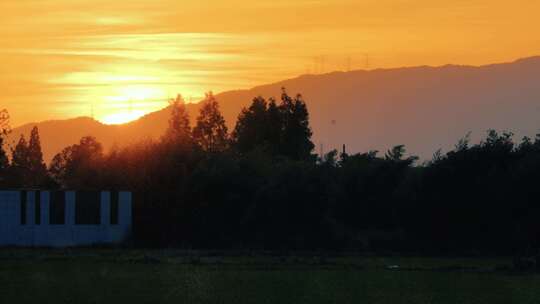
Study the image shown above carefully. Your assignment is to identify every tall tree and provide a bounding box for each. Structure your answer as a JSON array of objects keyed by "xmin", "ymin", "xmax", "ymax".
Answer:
[
  {"xmin": 7, "ymin": 127, "xmax": 49, "ymax": 187},
  {"xmin": 0, "ymin": 110, "xmax": 10, "ymax": 185},
  {"xmin": 232, "ymin": 96, "xmax": 285, "ymax": 156},
  {"xmin": 10, "ymin": 135, "xmax": 31, "ymax": 187},
  {"xmin": 193, "ymin": 92, "xmax": 228, "ymax": 152},
  {"xmin": 27, "ymin": 126, "xmax": 48, "ymax": 186},
  {"xmin": 164, "ymin": 94, "xmax": 192, "ymax": 146},
  {"xmin": 0, "ymin": 136, "xmax": 8, "ymax": 173},
  {"xmin": 279, "ymin": 88, "xmax": 315, "ymax": 160},
  {"xmin": 232, "ymin": 96, "xmax": 269, "ymax": 153},
  {"xmin": 0, "ymin": 109, "xmax": 9, "ymax": 136},
  {"xmin": 49, "ymin": 145, "xmax": 74, "ymax": 188},
  {"xmin": 266, "ymin": 98, "xmax": 283, "ymax": 151}
]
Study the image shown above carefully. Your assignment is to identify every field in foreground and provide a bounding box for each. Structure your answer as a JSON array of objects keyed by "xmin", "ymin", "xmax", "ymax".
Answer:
[{"xmin": 0, "ymin": 250, "xmax": 539, "ymax": 304}]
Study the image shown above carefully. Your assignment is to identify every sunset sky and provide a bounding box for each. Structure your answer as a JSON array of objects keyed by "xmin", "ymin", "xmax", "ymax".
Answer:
[{"xmin": 2, "ymin": 0, "xmax": 540, "ymax": 126}]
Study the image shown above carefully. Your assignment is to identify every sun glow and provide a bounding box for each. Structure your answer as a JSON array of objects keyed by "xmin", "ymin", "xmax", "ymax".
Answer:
[
  {"xmin": 101, "ymin": 110, "xmax": 148, "ymax": 125},
  {"xmin": 99, "ymin": 85, "xmax": 167, "ymax": 125},
  {"xmin": 110, "ymin": 85, "xmax": 166, "ymax": 102},
  {"xmin": 5, "ymin": 0, "xmax": 540, "ymax": 127}
]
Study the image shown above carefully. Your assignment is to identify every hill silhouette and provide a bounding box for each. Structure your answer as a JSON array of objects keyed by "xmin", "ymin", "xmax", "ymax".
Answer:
[{"xmin": 11, "ymin": 56, "xmax": 540, "ymax": 163}]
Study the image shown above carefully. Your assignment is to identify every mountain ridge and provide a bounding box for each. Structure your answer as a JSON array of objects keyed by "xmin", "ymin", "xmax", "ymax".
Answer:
[{"xmin": 10, "ymin": 56, "xmax": 540, "ymax": 163}]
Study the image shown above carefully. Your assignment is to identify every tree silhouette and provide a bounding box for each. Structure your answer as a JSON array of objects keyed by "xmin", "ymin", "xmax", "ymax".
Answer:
[
  {"xmin": 385, "ymin": 145, "xmax": 418, "ymax": 165},
  {"xmin": 5, "ymin": 126, "xmax": 51, "ymax": 187},
  {"xmin": 193, "ymin": 92, "xmax": 228, "ymax": 152},
  {"xmin": 10, "ymin": 135, "xmax": 31, "ymax": 187},
  {"xmin": 0, "ymin": 109, "xmax": 9, "ymax": 183},
  {"xmin": 232, "ymin": 91, "xmax": 315, "ymax": 160},
  {"xmin": 0, "ymin": 139, "xmax": 8, "ymax": 187},
  {"xmin": 49, "ymin": 146, "xmax": 73, "ymax": 187},
  {"xmin": 279, "ymin": 88, "xmax": 314, "ymax": 160},
  {"xmin": 49, "ymin": 136, "xmax": 104, "ymax": 189},
  {"xmin": 163, "ymin": 94, "xmax": 192, "ymax": 146},
  {"xmin": 0, "ymin": 109, "xmax": 9, "ymax": 137},
  {"xmin": 27, "ymin": 126, "xmax": 48, "ymax": 186},
  {"xmin": 266, "ymin": 98, "xmax": 283, "ymax": 152},
  {"xmin": 0, "ymin": 137, "xmax": 8, "ymax": 173},
  {"xmin": 232, "ymin": 96, "xmax": 271, "ymax": 154},
  {"xmin": 6, "ymin": 92, "xmax": 540, "ymax": 253}
]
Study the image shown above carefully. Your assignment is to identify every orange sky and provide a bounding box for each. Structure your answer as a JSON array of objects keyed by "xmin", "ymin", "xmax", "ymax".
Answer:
[{"xmin": 2, "ymin": 0, "xmax": 540, "ymax": 126}]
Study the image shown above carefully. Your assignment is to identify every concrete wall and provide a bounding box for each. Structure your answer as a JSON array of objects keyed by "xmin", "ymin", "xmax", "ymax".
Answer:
[{"xmin": 0, "ymin": 191, "xmax": 132, "ymax": 247}]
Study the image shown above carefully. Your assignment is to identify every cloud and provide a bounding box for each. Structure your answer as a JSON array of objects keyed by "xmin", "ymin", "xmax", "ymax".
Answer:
[{"xmin": 2, "ymin": 0, "xmax": 540, "ymax": 126}]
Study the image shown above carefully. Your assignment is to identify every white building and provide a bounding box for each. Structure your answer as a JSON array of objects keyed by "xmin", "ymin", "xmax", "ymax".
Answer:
[{"xmin": 0, "ymin": 190, "xmax": 132, "ymax": 247}]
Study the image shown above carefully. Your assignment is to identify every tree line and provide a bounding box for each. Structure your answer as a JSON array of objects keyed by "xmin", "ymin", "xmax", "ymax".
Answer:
[{"xmin": 1, "ymin": 90, "xmax": 540, "ymax": 254}]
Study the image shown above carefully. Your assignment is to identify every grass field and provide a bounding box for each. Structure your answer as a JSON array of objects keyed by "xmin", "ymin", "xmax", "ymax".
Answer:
[{"xmin": 0, "ymin": 250, "xmax": 539, "ymax": 304}]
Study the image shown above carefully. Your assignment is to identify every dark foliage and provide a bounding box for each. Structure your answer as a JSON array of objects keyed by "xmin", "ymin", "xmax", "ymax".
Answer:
[
  {"xmin": 49, "ymin": 136, "xmax": 105, "ymax": 189},
  {"xmin": 232, "ymin": 89, "xmax": 315, "ymax": 161},
  {"xmin": 193, "ymin": 92, "xmax": 228, "ymax": 153},
  {"xmin": 3, "ymin": 94, "xmax": 540, "ymax": 255}
]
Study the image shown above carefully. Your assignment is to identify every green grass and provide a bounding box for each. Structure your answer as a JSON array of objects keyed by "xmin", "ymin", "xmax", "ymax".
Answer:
[{"xmin": 0, "ymin": 250, "xmax": 539, "ymax": 304}]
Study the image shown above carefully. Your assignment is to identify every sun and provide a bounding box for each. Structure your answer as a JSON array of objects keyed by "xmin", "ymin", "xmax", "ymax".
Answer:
[
  {"xmin": 100, "ymin": 85, "xmax": 166, "ymax": 125},
  {"xmin": 101, "ymin": 110, "xmax": 147, "ymax": 125}
]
